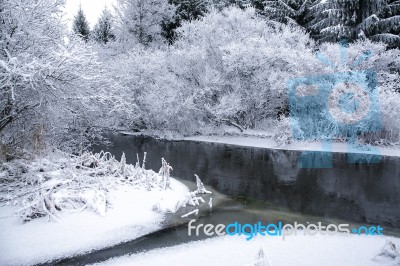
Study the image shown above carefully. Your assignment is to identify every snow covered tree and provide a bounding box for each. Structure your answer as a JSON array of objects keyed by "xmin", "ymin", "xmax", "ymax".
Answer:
[
  {"xmin": 211, "ymin": 0, "xmax": 264, "ymax": 10},
  {"xmin": 366, "ymin": 0, "xmax": 400, "ymax": 48},
  {"xmin": 170, "ymin": 7, "xmax": 318, "ymax": 130},
  {"xmin": 115, "ymin": 0, "xmax": 175, "ymax": 45},
  {"xmin": 0, "ymin": 0, "xmax": 109, "ymax": 157},
  {"xmin": 264, "ymin": 0, "xmax": 317, "ymax": 27},
  {"xmin": 92, "ymin": 7, "xmax": 115, "ymax": 44},
  {"xmin": 171, "ymin": 0, "xmax": 210, "ymax": 21},
  {"xmin": 162, "ymin": 0, "xmax": 267, "ymax": 43},
  {"xmin": 73, "ymin": 6, "xmax": 91, "ymax": 42},
  {"xmin": 308, "ymin": 0, "xmax": 363, "ymax": 42},
  {"xmin": 308, "ymin": 0, "xmax": 400, "ymax": 47},
  {"xmin": 95, "ymin": 5, "xmax": 400, "ymax": 143},
  {"xmin": 162, "ymin": 0, "xmax": 210, "ymax": 43}
]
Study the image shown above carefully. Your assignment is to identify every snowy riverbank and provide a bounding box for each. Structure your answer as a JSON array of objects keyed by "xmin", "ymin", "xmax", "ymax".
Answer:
[
  {"xmin": 185, "ymin": 134, "xmax": 400, "ymax": 158},
  {"xmin": 0, "ymin": 151, "xmax": 197, "ymax": 265},
  {"xmin": 119, "ymin": 129, "xmax": 400, "ymax": 158},
  {"xmin": 95, "ymin": 234, "xmax": 400, "ymax": 266}
]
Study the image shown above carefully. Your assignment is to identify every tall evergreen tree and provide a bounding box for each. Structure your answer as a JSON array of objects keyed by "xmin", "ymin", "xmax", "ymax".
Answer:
[
  {"xmin": 212, "ymin": 0, "xmax": 264, "ymax": 10},
  {"xmin": 72, "ymin": 6, "xmax": 90, "ymax": 42},
  {"xmin": 116, "ymin": 0, "xmax": 175, "ymax": 45},
  {"xmin": 366, "ymin": 0, "xmax": 400, "ymax": 48},
  {"xmin": 93, "ymin": 7, "xmax": 115, "ymax": 44},
  {"xmin": 308, "ymin": 0, "xmax": 363, "ymax": 42},
  {"xmin": 264, "ymin": 0, "xmax": 317, "ymax": 27},
  {"xmin": 308, "ymin": 0, "xmax": 400, "ymax": 47}
]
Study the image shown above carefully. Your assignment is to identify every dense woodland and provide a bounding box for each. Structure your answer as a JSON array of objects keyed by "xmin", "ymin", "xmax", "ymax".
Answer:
[{"xmin": 1, "ymin": 0, "xmax": 400, "ymax": 159}]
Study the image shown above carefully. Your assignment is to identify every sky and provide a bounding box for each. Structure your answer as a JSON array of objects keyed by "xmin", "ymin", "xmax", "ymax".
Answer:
[{"xmin": 63, "ymin": 0, "xmax": 117, "ymax": 29}]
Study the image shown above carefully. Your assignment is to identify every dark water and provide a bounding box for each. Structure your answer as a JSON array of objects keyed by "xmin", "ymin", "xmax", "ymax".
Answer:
[
  {"xmin": 40, "ymin": 133, "xmax": 400, "ymax": 265},
  {"xmin": 95, "ymin": 133, "xmax": 400, "ymax": 230}
]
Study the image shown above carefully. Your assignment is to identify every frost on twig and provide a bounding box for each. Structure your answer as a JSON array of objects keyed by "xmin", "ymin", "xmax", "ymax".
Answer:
[
  {"xmin": 174, "ymin": 175, "xmax": 212, "ymax": 214},
  {"xmin": 120, "ymin": 152, "xmax": 126, "ymax": 175},
  {"xmin": 159, "ymin": 158, "xmax": 172, "ymax": 190},
  {"xmin": 18, "ymin": 190, "xmax": 61, "ymax": 222},
  {"xmin": 142, "ymin": 152, "xmax": 147, "ymax": 169}
]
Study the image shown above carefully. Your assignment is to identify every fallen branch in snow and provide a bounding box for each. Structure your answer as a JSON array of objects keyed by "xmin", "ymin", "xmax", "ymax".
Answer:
[
  {"xmin": 373, "ymin": 240, "xmax": 400, "ymax": 264},
  {"xmin": 181, "ymin": 209, "xmax": 199, "ymax": 218},
  {"xmin": 220, "ymin": 119, "xmax": 244, "ymax": 132}
]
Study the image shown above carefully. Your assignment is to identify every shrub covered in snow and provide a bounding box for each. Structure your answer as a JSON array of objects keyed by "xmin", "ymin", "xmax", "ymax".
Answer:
[{"xmin": 0, "ymin": 151, "xmax": 186, "ymax": 222}]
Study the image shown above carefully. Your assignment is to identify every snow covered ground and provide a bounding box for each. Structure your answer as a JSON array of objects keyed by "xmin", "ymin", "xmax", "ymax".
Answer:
[
  {"xmin": 0, "ymin": 183, "xmax": 187, "ymax": 265},
  {"xmin": 184, "ymin": 134, "xmax": 400, "ymax": 157},
  {"xmin": 94, "ymin": 234, "xmax": 400, "ymax": 266},
  {"xmin": 0, "ymin": 152, "xmax": 193, "ymax": 265}
]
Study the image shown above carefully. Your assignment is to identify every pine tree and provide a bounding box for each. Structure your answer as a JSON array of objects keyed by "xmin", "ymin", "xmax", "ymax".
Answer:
[
  {"xmin": 367, "ymin": 0, "xmax": 400, "ymax": 48},
  {"xmin": 308, "ymin": 0, "xmax": 363, "ymax": 42},
  {"xmin": 212, "ymin": 0, "xmax": 263, "ymax": 10},
  {"xmin": 308, "ymin": 0, "xmax": 400, "ymax": 47},
  {"xmin": 93, "ymin": 7, "xmax": 115, "ymax": 44},
  {"xmin": 72, "ymin": 6, "xmax": 90, "ymax": 42},
  {"xmin": 116, "ymin": 0, "xmax": 175, "ymax": 45},
  {"xmin": 264, "ymin": 0, "xmax": 317, "ymax": 27}
]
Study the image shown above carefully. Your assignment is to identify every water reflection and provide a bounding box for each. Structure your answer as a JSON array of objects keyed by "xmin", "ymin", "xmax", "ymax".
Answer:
[{"xmin": 93, "ymin": 133, "xmax": 400, "ymax": 230}]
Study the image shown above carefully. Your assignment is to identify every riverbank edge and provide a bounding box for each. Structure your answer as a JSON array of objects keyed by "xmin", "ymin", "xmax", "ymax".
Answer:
[{"xmin": 118, "ymin": 130, "xmax": 400, "ymax": 158}]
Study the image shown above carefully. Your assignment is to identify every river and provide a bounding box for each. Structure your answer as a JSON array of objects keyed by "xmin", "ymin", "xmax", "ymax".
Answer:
[{"xmin": 42, "ymin": 132, "xmax": 400, "ymax": 265}]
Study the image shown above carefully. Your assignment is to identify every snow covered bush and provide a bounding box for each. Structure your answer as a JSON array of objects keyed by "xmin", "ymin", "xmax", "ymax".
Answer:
[
  {"xmin": 273, "ymin": 116, "xmax": 300, "ymax": 146},
  {"xmin": 173, "ymin": 7, "xmax": 319, "ymax": 130},
  {"xmin": 175, "ymin": 174, "xmax": 212, "ymax": 218},
  {"xmin": 106, "ymin": 7, "xmax": 320, "ymax": 134},
  {"xmin": 307, "ymin": 40, "xmax": 400, "ymax": 145},
  {"xmin": 0, "ymin": 151, "xmax": 183, "ymax": 222},
  {"xmin": 379, "ymin": 89, "xmax": 400, "ymax": 145}
]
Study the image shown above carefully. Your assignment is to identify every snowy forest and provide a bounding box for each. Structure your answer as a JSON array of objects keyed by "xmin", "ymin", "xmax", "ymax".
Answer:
[{"xmin": 1, "ymin": 0, "xmax": 400, "ymax": 159}]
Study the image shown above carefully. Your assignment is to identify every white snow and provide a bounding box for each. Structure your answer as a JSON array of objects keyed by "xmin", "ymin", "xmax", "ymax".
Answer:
[
  {"xmin": 93, "ymin": 234, "xmax": 400, "ymax": 266},
  {"xmin": 0, "ymin": 177, "xmax": 189, "ymax": 265},
  {"xmin": 184, "ymin": 135, "xmax": 400, "ymax": 157}
]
